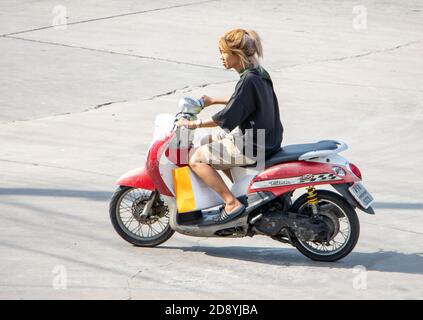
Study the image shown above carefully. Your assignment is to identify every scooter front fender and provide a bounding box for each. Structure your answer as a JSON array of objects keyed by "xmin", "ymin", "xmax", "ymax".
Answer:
[{"xmin": 116, "ymin": 167, "xmax": 155, "ymax": 190}]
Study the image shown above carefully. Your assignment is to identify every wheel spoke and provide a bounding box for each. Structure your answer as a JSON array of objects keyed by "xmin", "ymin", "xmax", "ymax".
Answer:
[
  {"xmin": 134, "ymin": 224, "xmax": 143, "ymax": 235},
  {"xmin": 339, "ymin": 231, "xmax": 348, "ymax": 240},
  {"xmin": 121, "ymin": 200, "xmax": 133, "ymax": 210},
  {"xmin": 150, "ymin": 224, "xmax": 160, "ymax": 236},
  {"xmin": 157, "ymin": 219, "xmax": 166, "ymax": 231},
  {"xmin": 129, "ymin": 223, "xmax": 141, "ymax": 234},
  {"xmin": 124, "ymin": 216, "xmax": 136, "ymax": 227}
]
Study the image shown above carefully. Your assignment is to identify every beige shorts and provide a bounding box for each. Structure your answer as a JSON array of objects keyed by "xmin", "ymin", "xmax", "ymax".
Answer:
[{"xmin": 192, "ymin": 128, "xmax": 256, "ymax": 170}]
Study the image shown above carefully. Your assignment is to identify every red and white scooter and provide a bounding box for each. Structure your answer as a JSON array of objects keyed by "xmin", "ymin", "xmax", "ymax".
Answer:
[{"xmin": 110, "ymin": 98, "xmax": 374, "ymax": 262}]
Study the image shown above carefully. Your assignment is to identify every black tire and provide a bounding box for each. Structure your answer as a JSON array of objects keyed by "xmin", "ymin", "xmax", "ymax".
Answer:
[
  {"xmin": 109, "ymin": 186, "xmax": 175, "ymax": 247},
  {"xmin": 290, "ymin": 190, "xmax": 360, "ymax": 262}
]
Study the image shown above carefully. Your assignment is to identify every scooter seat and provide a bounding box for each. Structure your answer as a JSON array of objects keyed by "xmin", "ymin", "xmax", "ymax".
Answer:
[
  {"xmin": 264, "ymin": 140, "xmax": 339, "ymax": 167},
  {"xmin": 241, "ymin": 140, "xmax": 339, "ymax": 168}
]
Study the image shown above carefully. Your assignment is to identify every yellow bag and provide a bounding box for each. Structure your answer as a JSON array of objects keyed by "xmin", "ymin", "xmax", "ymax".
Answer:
[
  {"xmin": 172, "ymin": 166, "xmax": 224, "ymax": 213},
  {"xmin": 173, "ymin": 166, "xmax": 196, "ymax": 213}
]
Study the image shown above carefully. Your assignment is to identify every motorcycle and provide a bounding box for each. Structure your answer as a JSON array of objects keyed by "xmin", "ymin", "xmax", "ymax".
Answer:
[{"xmin": 109, "ymin": 97, "xmax": 375, "ymax": 262}]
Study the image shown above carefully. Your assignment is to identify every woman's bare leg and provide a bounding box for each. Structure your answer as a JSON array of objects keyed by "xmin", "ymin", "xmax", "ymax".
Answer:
[
  {"xmin": 200, "ymin": 134, "xmax": 233, "ymax": 183},
  {"xmin": 189, "ymin": 162, "xmax": 241, "ymax": 212},
  {"xmin": 189, "ymin": 147, "xmax": 241, "ymax": 213}
]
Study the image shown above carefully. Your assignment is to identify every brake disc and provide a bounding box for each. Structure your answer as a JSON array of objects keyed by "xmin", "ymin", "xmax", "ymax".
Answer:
[
  {"xmin": 131, "ymin": 196, "xmax": 168, "ymax": 224},
  {"xmin": 131, "ymin": 198, "xmax": 147, "ymax": 222}
]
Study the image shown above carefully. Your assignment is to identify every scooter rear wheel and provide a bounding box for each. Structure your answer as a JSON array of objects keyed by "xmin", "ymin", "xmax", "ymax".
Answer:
[
  {"xmin": 109, "ymin": 186, "xmax": 174, "ymax": 247},
  {"xmin": 290, "ymin": 190, "xmax": 360, "ymax": 262}
]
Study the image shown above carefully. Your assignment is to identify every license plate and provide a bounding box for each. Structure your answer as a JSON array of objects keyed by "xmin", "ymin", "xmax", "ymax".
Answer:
[{"xmin": 349, "ymin": 182, "xmax": 374, "ymax": 209}]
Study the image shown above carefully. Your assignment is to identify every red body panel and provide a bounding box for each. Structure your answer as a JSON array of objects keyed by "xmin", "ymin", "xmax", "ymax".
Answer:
[
  {"xmin": 145, "ymin": 133, "xmax": 174, "ymax": 196},
  {"xmin": 165, "ymin": 146, "xmax": 191, "ymax": 167},
  {"xmin": 247, "ymin": 160, "xmax": 360, "ymax": 197},
  {"xmin": 116, "ymin": 167, "xmax": 155, "ymax": 190}
]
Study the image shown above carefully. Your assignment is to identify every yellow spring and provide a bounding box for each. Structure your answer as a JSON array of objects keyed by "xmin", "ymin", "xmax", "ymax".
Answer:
[{"xmin": 306, "ymin": 186, "xmax": 318, "ymax": 205}]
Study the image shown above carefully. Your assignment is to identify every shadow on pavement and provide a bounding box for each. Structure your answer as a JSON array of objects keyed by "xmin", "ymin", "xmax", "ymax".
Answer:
[
  {"xmin": 0, "ymin": 187, "xmax": 112, "ymax": 201},
  {"xmin": 373, "ymin": 202, "xmax": 423, "ymax": 210},
  {"xmin": 161, "ymin": 245, "xmax": 423, "ymax": 275}
]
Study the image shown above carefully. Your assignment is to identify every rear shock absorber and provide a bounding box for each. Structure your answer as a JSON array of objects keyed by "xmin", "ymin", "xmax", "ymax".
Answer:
[{"xmin": 306, "ymin": 186, "xmax": 319, "ymax": 216}]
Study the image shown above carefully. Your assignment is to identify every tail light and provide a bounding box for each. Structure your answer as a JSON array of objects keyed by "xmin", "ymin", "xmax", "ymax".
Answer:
[{"xmin": 348, "ymin": 163, "xmax": 362, "ymax": 179}]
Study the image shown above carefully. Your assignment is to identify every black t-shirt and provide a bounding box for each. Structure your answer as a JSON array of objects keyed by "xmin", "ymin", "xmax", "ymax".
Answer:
[{"xmin": 211, "ymin": 67, "xmax": 283, "ymax": 158}]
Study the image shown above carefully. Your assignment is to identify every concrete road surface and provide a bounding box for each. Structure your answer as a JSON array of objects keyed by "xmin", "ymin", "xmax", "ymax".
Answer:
[{"xmin": 0, "ymin": 0, "xmax": 422, "ymax": 299}]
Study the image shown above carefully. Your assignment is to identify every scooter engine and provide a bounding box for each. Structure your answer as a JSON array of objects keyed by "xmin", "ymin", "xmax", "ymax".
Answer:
[{"xmin": 252, "ymin": 198, "xmax": 335, "ymax": 241}]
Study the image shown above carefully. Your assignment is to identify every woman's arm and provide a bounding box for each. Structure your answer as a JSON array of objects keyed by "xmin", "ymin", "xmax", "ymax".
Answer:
[
  {"xmin": 175, "ymin": 117, "xmax": 218, "ymax": 129},
  {"xmin": 198, "ymin": 118, "xmax": 218, "ymax": 128},
  {"xmin": 175, "ymin": 95, "xmax": 231, "ymax": 128},
  {"xmin": 201, "ymin": 95, "xmax": 230, "ymax": 107}
]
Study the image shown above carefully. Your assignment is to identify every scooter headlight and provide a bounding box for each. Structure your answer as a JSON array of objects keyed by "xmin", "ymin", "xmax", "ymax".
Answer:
[{"xmin": 178, "ymin": 97, "xmax": 204, "ymax": 115}]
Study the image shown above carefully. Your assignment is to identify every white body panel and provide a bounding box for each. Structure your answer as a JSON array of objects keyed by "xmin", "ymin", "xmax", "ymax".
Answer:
[
  {"xmin": 299, "ymin": 140, "xmax": 348, "ymax": 160},
  {"xmin": 185, "ymin": 168, "xmax": 224, "ymax": 209},
  {"xmin": 230, "ymin": 166, "xmax": 261, "ymax": 197},
  {"xmin": 305, "ymin": 153, "xmax": 350, "ymax": 167},
  {"xmin": 153, "ymin": 113, "xmax": 175, "ymax": 141}
]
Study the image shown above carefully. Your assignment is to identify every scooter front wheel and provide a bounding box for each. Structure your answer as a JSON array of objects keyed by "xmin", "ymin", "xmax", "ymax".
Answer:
[{"xmin": 109, "ymin": 186, "xmax": 174, "ymax": 247}]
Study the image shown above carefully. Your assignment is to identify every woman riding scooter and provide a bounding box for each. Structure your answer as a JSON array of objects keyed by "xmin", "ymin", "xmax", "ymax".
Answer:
[{"xmin": 176, "ymin": 28, "xmax": 283, "ymax": 223}]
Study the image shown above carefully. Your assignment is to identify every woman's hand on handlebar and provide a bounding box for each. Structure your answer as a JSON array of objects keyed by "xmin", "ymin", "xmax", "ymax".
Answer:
[{"xmin": 176, "ymin": 118, "xmax": 195, "ymax": 129}]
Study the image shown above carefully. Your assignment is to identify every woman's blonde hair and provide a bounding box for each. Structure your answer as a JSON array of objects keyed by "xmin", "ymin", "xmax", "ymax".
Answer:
[{"xmin": 219, "ymin": 28, "xmax": 263, "ymax": 70}]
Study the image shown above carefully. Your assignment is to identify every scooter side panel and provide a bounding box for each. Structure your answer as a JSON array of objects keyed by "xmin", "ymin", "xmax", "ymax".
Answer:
[
  {"xmin": 146, "ymin": 134, "xmax": 174, "ymax": 196},
  {"xmin": 247, "ymin": 160, "xmax": 359, "ymax": 197},
  {"xmin": 230, "ymin": 166, "xmax": 262, "ymax": 198}
]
